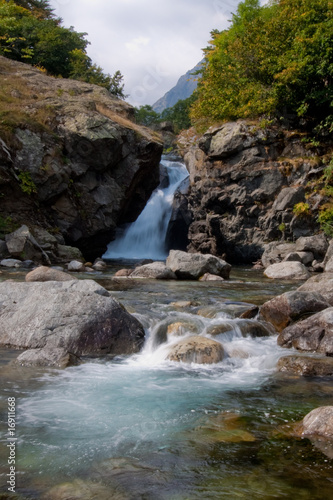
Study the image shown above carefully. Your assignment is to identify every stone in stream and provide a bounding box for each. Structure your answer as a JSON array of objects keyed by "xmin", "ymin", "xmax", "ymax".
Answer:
[
  {"xmin": 299, "ymin": 407, "xmax": 333, "ymax": 438},
  {"xmin": 277, "ymin": 307, "xmax": 333, "ymax": 355},
  {"xmin": 166, "ymin": 250, "xmax": 231, "ymax": 280},
  {"xmin": 14, "ymin": 348, "xmax": 80, "ymax": 368},
  {"xmin": 0, "ymin": 280, "xmax": 145, "ymax": 366},
  {"xmin": 130, "ymin": 261, "xmax": 177, "ymax": 279},
  {"xmin": 167, "ymin": 335, "xmax": 224, "ymax": 364},
  {"xmin": 277, "ymin": 355, "xmax": 333, "ymax": 377},
  {"xmin": 43, "ymin": 478, "xmax": 128, "ymax": 500},
  {"xmin": 260, "ymin": 291, "xmax": 330, "ymax": 332},
  {"xmin": 264, "ymin": 261, "xmax": 311, "ymax": 280},
  {"xmin": 25, "ymin": 265, "xmax": 76, "ymax": 282}
]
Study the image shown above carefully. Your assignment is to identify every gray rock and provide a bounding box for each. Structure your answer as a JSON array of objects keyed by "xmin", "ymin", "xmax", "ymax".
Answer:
[
  {"xmin": 296, "ymin": 234, "xmax": 329, "ymax": 260},
  {"xmin": 272, "ymin": 186, "xmax": 305, "ymax": 212},
  {"xmin": 0, "ymin": 258, "xmax": 22, "ymax": 267},
  {"xmin": 199, "ymin": 273, "xmax": 225, "ymax": 281},
  {"xmin": 264, "ymin": 261, "xmax": 311, "ymax": 280},
  {"xmin": 0, "ymin": 280, "xmax": 145, "ymax": 359},
  {"xmin": 277, "ymin": 355, "xmax": 333, "ymax": 377},
  {"xmin": 297, "ymin": 273, "xmax": 333, "ymax": 305},
  {"xmin": 67, "ymin": 260, "xmax": 86, "ymax": 272},
  {"xmin": 261, "ymin": 242, "xmax": 297, "ymax": 267},
  {"xmin": 131, "ymin": 261, "xmax": 177, "ymax": 280},
  {"xmin": 278, "ymin": 307, "xmax": 333, "ymax": 355},
  {"xmin": 260, "ymin": 291, "xmax": 330, "ymax": 332},
  {"xmin": 14, "ymin": 348, "xmax": 80, "ymax": 368},
  {"xmin": 25, "ymin": 266, "xmax": 76, "ymax": 282},
  {"xmin": 301, "ymin": 407, "xmax": 333, "ymax": 437},
  {"xmin": 167, "ymin": 336, "xmax": 224, "ymax": 364},
  {"xmin": 166, "ymin": 250, "xmax": 231, "ymax": 280},
  {"xmin": 57, "ymin": 245, "xmax": 84, "ymax": 262},
  {"xmin": 5, "ymin": 224, "xmax": 49, "ymax": 264}
]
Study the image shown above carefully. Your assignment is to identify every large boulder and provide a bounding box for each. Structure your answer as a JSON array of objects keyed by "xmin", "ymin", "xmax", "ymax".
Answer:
[
  {"xmin": 295, "ymin": 234, "xmax": 329, "ymax": 261},
  {"xmin": 5, "ymin": 225, "xmax": 50, "ymax": 264},
  {"xmin": 14, "ymin": 348, "xmax": 80, "ymax": 368},
  {"xmin": 297, "ymin": 273, "xmax": 333, "ymax": 305},
  {"xmin": 0, "ymin": 280, "xmax": 145, "ymax": 363},
  {"xmin": 260, "ymin": 291, "xmax": 330, "ymax": 332},
  {"xmin": 277, "ymin": 355, "xmax": 333, "ymax": 377},
  {"xmin": 130, "ymin": 261, "xmax": 177, "ymax": 280},
  {"xmin": 167, "ymin": 336, "xmax": 224, "ymax": 364},
  {"xmin": 166, "ymin": 250, "xmax": 231, "ymax": 280},
  {"xmin": 278, "ymin": 307, "xmax": 333, "ymax": 355},
  {"xmin": 264, "ymin": 261, "xmax": 311, "ymax": 280},
  {"xmin": 261, "ymin": 242, "xmax": 298, "ymax": 267}
]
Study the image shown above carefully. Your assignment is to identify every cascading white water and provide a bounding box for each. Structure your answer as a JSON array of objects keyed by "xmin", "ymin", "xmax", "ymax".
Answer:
[{"xmin": 102, "ymin": 159, "xmax": 189, "ymax": 260}]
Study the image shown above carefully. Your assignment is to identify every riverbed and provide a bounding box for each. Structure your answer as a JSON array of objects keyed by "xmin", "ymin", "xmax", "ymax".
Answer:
[{"xmin": 0, "ymin": 265, "xmax": 332, "ymax": 499}]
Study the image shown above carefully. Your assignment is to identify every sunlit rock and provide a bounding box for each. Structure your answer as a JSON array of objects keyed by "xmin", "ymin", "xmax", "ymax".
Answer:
[
  {"xmin": 167, "ymin": 335, "xmax": 224, "ymax": 364},
  {"xmin": 277, "ymin": 355, "xmax": 333, "ymax": 377},
  {"xmin": 25, "ymin": 265, "xmax": 76, "ymax": 282},
  {"xmin": 264, "ymin": 261, "xmax": 311, "ymax": 280}
]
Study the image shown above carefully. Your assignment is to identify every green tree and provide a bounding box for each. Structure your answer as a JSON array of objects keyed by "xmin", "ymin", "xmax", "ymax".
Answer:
[
  {"xmin": 161, "ymin": 95, "xmax": 195, "ymax": 132},
  {"xmin": 0, "ymin": 0, "xmax": 126, "ymax": 98},
  {"xmin": 191, "ymin": 0, "xmax": 333, "ymax": 131},
  {"xmin": 134, "ymin": 105, "xmax": 160, "ymax": 127}
]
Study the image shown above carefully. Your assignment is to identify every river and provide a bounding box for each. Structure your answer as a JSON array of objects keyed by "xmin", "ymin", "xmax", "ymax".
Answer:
[
  {"xmin": 0, "ymin": 265, "xmax": 332, "ymax": 499},
  {"xmin": 0, "ymin": 160, "xmax": 332, "ymax": 498}
]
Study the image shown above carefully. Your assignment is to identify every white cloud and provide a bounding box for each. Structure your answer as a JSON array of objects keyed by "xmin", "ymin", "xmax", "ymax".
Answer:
[{"xmin": 48, "ymin": 0, "xmax": 241, "ymax": 106}]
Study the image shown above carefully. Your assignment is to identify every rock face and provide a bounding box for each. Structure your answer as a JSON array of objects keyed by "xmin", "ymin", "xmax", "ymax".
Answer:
[
  {"xmin": 167, "ymin": 336, "xmax": 224, "ymax": 364},
  {"xmin": 166, "ymin": 250, "xmax": 231, "ymax": 280},
  {"xmin": 178, "ymin": 122, "xmax": 326, "ymax": 264},
  {"xmin": 0, "ymin": 280, "xmax": 145, "ymax": 363},
  {"xmin": 0, "ymin": 56, "xmax": 162, "ymax": 260},
  {"xmin": 277, "ymin": 307, "xmax": 333, "ymax": 355}
]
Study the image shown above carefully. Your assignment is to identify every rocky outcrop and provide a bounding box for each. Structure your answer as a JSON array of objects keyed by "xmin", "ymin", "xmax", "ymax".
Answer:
[
  {"xmin": 178, "ymin": 121, "xmax": 330, "ymax": 263},
  {"xmin": 0, "ymin": 56, "xmax": 162, "ymax": 260},
  {"xmin": 167, "ymin": 336, "xmax": 224, "ymax": 364},
  {"xmin": 0, "ymin": 280, "xmax": 145, "ymax": 365},
  {"xmin": 166, "ymin": 250, "xmax": 231, "ymax": 280}
]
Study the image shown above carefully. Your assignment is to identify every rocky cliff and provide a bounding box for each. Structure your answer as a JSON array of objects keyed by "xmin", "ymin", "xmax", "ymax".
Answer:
[
  {"xmin": 0, "ymin": 56, "xmax": 163, "ymax": 259},
  {"xmin": 178, "ymin": 121, "xmax": 332, "ymax": 264}
]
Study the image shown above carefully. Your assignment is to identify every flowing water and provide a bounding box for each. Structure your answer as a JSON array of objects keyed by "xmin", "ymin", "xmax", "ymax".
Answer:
[
  {"xmin": 1, "ymin": 266, "xmax": 333, "ymax": 499},
  {"xmin": 102, "ymin": 159, "xmax": 189, "ymax": 260}
]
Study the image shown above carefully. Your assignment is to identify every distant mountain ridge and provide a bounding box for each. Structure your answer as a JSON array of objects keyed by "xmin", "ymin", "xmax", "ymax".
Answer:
[{"xmin": 152, "ymin": 61, "xmax": 203, "ymax": 113}]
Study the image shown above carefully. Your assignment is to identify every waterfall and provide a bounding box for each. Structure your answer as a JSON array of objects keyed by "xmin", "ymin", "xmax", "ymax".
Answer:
[{"xmin": 103, "ymin": 159, "xmax": 189, "ymax": 260}]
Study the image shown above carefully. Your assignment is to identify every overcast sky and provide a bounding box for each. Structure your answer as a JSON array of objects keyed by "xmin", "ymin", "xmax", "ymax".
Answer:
[{"xmin": 48, "ymin": 0, "xmax": 242, "ymax": 107}]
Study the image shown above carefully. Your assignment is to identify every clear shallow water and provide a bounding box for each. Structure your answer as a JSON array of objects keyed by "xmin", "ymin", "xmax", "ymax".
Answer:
[{"xmin": 1, "ymin": 268, "xmax": 333, "ymax": 499}]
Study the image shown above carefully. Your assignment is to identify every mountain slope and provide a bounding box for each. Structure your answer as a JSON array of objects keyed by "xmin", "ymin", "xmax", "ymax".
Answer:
[{"xmin": 152, "ymin": 61, "xmax": 203, "ymax": 113}]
